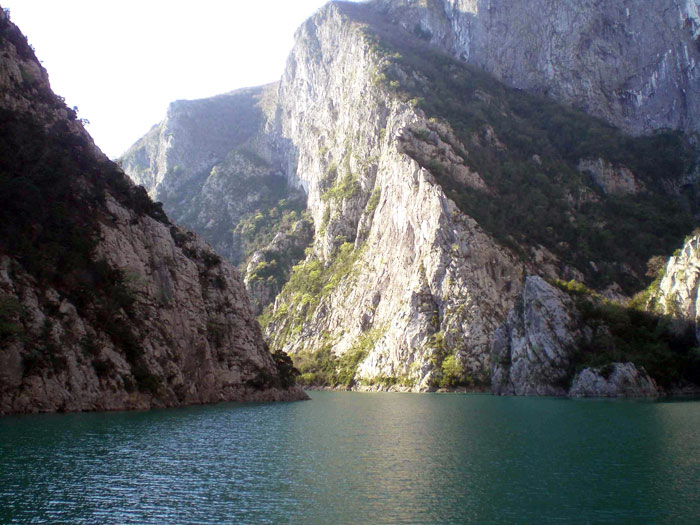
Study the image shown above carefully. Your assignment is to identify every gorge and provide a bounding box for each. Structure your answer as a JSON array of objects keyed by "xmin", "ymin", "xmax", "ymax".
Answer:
[
  {"xmin": 2, "ymin": 2, "xmax": 700, "ymax": 522},
  {"xmin": 123, "ymin": 0, "xmax": 700, "ymax": 398}
]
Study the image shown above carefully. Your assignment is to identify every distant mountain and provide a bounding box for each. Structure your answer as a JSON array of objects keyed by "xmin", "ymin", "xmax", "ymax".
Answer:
[
  {"xmin": 0, "ymin": 8, "xmax": 306, "ymax": 414},
  {"xmin": 120, "ymin": 85, "xmax": 312, "ymax": 313},
  {"xmin": 122, "ymin": 0, "xmax": 700, "ymax": 397}
]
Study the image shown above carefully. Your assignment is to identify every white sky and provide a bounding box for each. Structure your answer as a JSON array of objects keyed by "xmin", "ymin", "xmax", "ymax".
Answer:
[{"xmin": 3, "ymin": 0, "xmax": 341, "ymax": 158}]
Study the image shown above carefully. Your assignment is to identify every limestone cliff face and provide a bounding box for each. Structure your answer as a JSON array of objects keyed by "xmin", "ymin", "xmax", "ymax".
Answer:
[
  {"xmin": 121, "ymin": 85, "xmax": 304, "ymax": 265},
  {"xmin": 123, "ymin": 86, "xmax": 272, "ymax": 202},
  {"xmin": 569, "ymin": 363, "xmax": 659, "ymax": 398},
  {"xmin": 491, "ymin": 277, "xmax": 662, "ymax": 398},
  {"xmin": 491, "ymin": 277, "xmax": 580, "ymax": 396},
  {"xmin": 261, "ymin": 2, "xmax": 697, "ymax": 390},
  {"xmin": 0, "ymin": 10, "xmax": 306, "ymax": 414},
  {"xmin": 649, "ymin": 234, "xmax": 700, "ymax": 339},
  {"xmin": 259, "ymin": 2, "xmax": 525, "ymax": 389},
  {"xmin": 120, "ymin": 87, "xmax": 312, "ymax": 314},
  {"xmin": 120, "ymin": 0, "xmax": 699, "ymax": 394},
  {"xmin": 374, "ymin": 0, "xmax": 700, "ymax": 135}
]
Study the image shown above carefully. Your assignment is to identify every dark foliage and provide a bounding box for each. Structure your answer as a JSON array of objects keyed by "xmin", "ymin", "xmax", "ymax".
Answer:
[
  {"xmin": 338, "ymin": 2, "xmax": 697, "ymax": 293},
  {"xmin": 202, "ymin": 251, "xmax": 222, "ymax": 269},
  {"xmin": 272, "ymin": 350, "xmax": 301, "ymax": 389},
  {"xmin": 0, "ymin": 107, "xmax": 164, "ymax": 380},
  {"xmin": 554, "ymin": 281, "xmax": 700, "ymax": 388},
  {"xmin": 0, "ymin": 295, "xmax": 24, "ymax": 341}
]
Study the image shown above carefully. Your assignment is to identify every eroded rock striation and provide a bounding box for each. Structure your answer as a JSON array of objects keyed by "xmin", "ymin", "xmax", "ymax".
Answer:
[
  {"xmin": 491, "ymin": 277, "xmax": 580, "ymax": 396},
  {"xmin": 0, "ymin": 10, "xmax": 306, "ymax": 414},
  {"xmin": 375, "ymin": 0, "xmax": 700, "ymax": 135},
  {"xmin": 492, "ymin": 278, "xmax": 664, "ymax": 398}
]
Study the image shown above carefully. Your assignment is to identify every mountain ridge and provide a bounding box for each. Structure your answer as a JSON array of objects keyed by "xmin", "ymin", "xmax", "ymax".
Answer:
[
  {"xmin": 0, "ymin": 8, "xmax": 306, "ymax": 414},
  {"xmin": 121, "ymin": 0, "xmax": 700, "ymax": 396}
]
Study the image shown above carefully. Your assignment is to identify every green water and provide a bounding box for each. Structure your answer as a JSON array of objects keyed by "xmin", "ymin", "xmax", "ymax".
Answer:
[{"xmin": 0, "ymin": 392, "xmax": 698, "ymax": 524}]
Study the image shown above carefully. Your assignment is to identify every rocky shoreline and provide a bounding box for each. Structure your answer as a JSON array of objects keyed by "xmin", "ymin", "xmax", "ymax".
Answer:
[{"xmin": 303, "ymin": 382, "xmax": 700, "ymax": 399}]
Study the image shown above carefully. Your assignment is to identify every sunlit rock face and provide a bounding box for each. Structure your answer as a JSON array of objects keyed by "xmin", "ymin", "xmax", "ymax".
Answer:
[
  {"xmin": 649, "ymin": 234, "xmax": 700, "ymax": 341},
  {"xmin": 262, "ymin": 3, "xmax": 524, "ymax": 389},
  {"xmin": 0, "ymin": 11, "xmax": 306, "ymax": 414},
  {"xmin": 374, "ymin": 0, "xmax": 700, "ymax": 135},
  {"xmin": 121, "ymin": 0, "xmax": 700, "ymax": 394}
]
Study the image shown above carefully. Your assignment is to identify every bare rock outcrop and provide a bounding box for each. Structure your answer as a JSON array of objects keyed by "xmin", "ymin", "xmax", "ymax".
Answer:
[
  {"xmin": 0, "ymin": 9, "xmax": 306, "ymax": 414},
  {"xmin": 577, "ymin": 158, "xmax": 645, "ymax": 196},
  {"xmin": 569, "ymin": 363, "xmax": 659, "ymax": 398},
  {"xmin": 491, "ymin": 276, "xmax": 580, "ymax": 396},
  {"xmin": 374, "ymin": 0, "xmax": 700, "ymax": 135},
  {"xmin": 649, "ymin": 234, "xmax": 700, "ymax": 341}
]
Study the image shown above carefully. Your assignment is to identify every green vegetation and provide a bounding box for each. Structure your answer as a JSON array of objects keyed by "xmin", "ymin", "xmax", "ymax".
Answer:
[
  {"xmin": 259, "ymin": 242, "xmax": 366, "ymax": 347},
  {"xmin": 206, "ymin": 320, "xmax": 226, "ymax": 348},
  {"xmin": 340, "ymin": 2, "xmax": 697, "ymax": 293},
  {"xmin": 427, "ymin": 331, "xmax": 447, "ymax": 367},
  {"xmin": 234, "ymin": 198, "xmax": 310, "ymax": 273},
  {"xmin": 21, "ymin": 319, "xmax": 67, "ymax": 376},
  {"xmin": 553, "ymin": 279, "xmax": 700, "ymax": 387},
  {"xmin": 439, "ymin": 354, "xmax": 472, "ymax": 388},
  {"xmin": 294, "ymin": 326, "xmax": 385, "ymax": 387},
  {"xmin": 244, "ymin": 206, "xmax": 312, "ymax": 291},
  {"xmin": 322, "ymin": 172, "xmax": 361, "ymax": 203},
  {"xmin": 626, "ymin": 253, "xmax": 675, "ymax": 312},
  {"xmin": 272, "ymin": 350, "xmax": 301, "ymax": 389},
  {"xmin": 365, "ymin": 187, "xmax": 381, "ymax": 215},
  {"xmin": 425, "ymin": 330, "xmax": 476, "ymax": 388},
  {"xmin": 202, "ymin": 251, "xmax": 221, "ymax": 269},
  {"xmin": 132, "ymin": 364, "xmax": 162, "ymax": 395}
]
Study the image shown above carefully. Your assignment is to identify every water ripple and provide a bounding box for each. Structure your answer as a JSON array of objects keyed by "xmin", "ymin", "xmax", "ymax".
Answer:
[{"xmin": 1, "ymin": 393, "xmax": 699, "ymax": 523}]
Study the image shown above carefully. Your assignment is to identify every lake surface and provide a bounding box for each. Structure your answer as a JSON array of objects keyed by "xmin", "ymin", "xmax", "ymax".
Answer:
[{"xmin": 1, "ymin": 392, "xmax": 698, "ymax": 524}]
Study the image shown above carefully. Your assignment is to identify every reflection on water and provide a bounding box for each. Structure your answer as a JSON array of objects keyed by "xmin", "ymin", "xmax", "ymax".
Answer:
[{"xmin": 1, "ymin": 392, "xmax": 698, "ymax": 523}]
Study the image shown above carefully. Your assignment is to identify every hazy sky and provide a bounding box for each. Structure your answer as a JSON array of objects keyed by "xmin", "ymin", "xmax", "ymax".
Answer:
[{"xmin": 4, "ymin": 0, "xmax": 339, "ymax": 158}]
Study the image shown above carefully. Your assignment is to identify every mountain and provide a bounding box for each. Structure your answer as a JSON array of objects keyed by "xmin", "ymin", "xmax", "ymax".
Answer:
[
  {"xmin": 122, "ymin": 0, "xmax": 700, "ymax": 396},
  {"xmin": 0, "ymin": 8, "xmax": 306, "ymax": 414},
  {"xmin": 375, "ymin": 0, "xmax": 700, "ymax": 135},
  {"xmin": 121, "ymin": 85, "xmax": 312, "ymax": 313}
]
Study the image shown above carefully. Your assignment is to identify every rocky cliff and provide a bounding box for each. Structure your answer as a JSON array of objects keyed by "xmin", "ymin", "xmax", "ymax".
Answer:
[
  {"xmin": 120, "ymin": 85, "xmax": 306, "ymax": 265},
  {"xmin": 260, "ymin": 2, "xmax": 697, "ymax": 392},
  {"xmin": 649, "ymin": 234, "xmax": 700, "ymax": 327},
  {"xmin": 122, "ymin": 1, "xmax": 700, "ymax": 396},
  {"xmin": 491, "ymin": 266, "xmax": 700, "ymax": 398},
  {"xmin": 375, "ymin": 0, "xmax": 700, "ymax": 135},
  {"xmin": 120, "ymin": 85, "xmax": 312, "ymax": 313},
  {"xmin": 0, "ymin": 9, "xmax": 306, "ymax": 414},
  {"xmin": 491, "ymin": 277, "xmax": 664, "ymax": 398}
]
